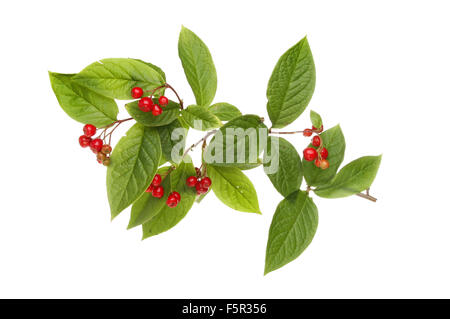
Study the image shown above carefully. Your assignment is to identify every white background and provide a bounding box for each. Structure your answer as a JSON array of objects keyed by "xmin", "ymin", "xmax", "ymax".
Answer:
[{"xmin": 0, "ymin": 0, "xmax": 449, "ymax": 298}]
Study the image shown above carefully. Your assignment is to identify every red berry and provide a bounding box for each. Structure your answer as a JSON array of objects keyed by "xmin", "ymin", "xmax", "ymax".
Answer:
[
  {"xmin": 158, "ymin": 96, "xmax": 169, "ymax": 107},
  {"xmin": 303, "ymin": 129, "xmax": 313, "ymax": 137},
  {"xmin": 320, "ymin": 147, "xmax": 329, "ymax": 159},
  {"xmin": 101, "ymin": 145, "xmax": 112, "ymax": 154},
  {"xmin": 166, "ymin": 195, "xmax": 178, "ymax": 208},
  {"xmin": 186, "ymin": 176, "xmax": 198, "ymax": 187},
  {"xmin": 90, "ymin": 138, "xmax": 103, "ymax": 153},
  {"xmin": 313, "ymin": 125, "xmax": 324, "ymax": 133},
  {"xmin": 312, "ymin": 135, "xmax": 321, "ymax": 147},
  {"xmin": 200, "ymin": 177, "xmax": 212, "ymax": 189},
  {"xmin": 152, "ymin": 104, "xmax": 162, "ymax": 116},
  {"xmin": 152, "ymin": 174, "xmax": 162, "ymax": 186},
  {"xmin": 138, "ymin": 97, "xmax": 154, "ymax": 112},
  {"xmin": 131, "ymin": 87, "xmax": 144, "ymax": 99},
  {"xmin": 319, "ymin": 159, "xmax": 330, "ymax": 170},
  {"xmin": 172, "ymin": 191, "xmax": 181, "ymax": 202},
  {"xmin": 79, "ymin": 135, "xmax": 91, "ymax": 148},
  {"xmin": 152, "ymin": 186, "xmax": 164, "ymax": 198},
  {"xmin": 83, "ymin": 124, "xmax": 97, "ymax": 137},
  {"xmin": 303, "ymin": 147, "xmax": 318, "ymax": 161},
  {"xmin": 145, "ymin": 184, "xmax": 154, "ymax": 193},
  {"xmin": 314, "ymin": 159, "xmax": 321, "ymax": 167},
  {"xmin": 196, "ymin": 183, "xmax": 208, "ymax": 195},
  {"xmin": 97, "ymin": 152, "xmax": 106, "ymax": 162}
]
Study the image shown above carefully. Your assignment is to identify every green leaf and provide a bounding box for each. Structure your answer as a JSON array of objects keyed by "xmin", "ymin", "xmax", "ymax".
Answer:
[
  {"xmin": 209, "ymin": 102, "xmax": 242, "ymax": 121},
  {"xmin": 314, "ymin": 155, "xmax": 382, "ymax": 198},
  {"xmin": 195, "ymin": 188, "xmax": 211, "ymax": 203},
  {"xmin": 207, "ymin": 165, "xmax": 260, "ymax": 214},
  {"xmin": 267, "ymin": 37, "xmax": 316, "ymax": 128},
  {"xmin": 128, "ymin": 166, "xmax": 171, "ymax": 228},
  {"xmin": 107, "ymin": 124, "xmax": 161, "ymax": 219},
  {"xmin": 157, "ymin": 119, "xmax": 188, "ymax": 164},
  {"xmin": 178, "ymin": 26, "xmax": 217, "ymax": 106},
  {"xmin": 310, "ymin": 110, "xmax": 322, "ymax": 129},
  {"xmin": 204, "ymin": 115, "xmax": 268, "ymax": 167},
  {"xmin": 125, "ymin": 98, "xmax": 180, "ymax": 127},
  {"xmin": 234, "ymin": 158, "xmax": 263, "ymax": 170},
  {"xmin": 265, "ymin": 191, "xmax": 318, "ymax": 275},
  {"xmin": 132, "ymin": 59, "xmax": 166, "ymax": 82},
  {"xmin": 303, "ymin": 125, "xmax": 345, "ymax": 186},
  {"xmin": 181, "ymin": 105, "xmax": 222, "ymax": 131},
  {"xmin": 49, "ymin": 72, "xmax": 118, "ymax": 127},
  {"xmin": 73, "ymin": 58, "xmax": 165, "ymax": 100},
  {"xmin": 264, "ymin": 136, "xmax": 303, "ymax": 197},
  {"xmin": 141, "ymin": 158, "xmax": 196, "ymax": 238}
]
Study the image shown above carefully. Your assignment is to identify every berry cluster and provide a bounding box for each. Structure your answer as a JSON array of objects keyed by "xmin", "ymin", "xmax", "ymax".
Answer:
[
  {"xmin": 302, "ymin": 125, "xmax": 329, "ymax": 170},
  {"xmin": 131, "ymin": 87, "xmax": 169, "ymax": 116},
  {"xmin": 145, "ymin": 174, "xmax": 181, "ymax": 208},
  {"xmin": 78, "ymin": 124, "xmax": 112, "ymax": 166},
  {"xmin": 186, "ymin": 169, "xmax": 212, "ymax": 195}
]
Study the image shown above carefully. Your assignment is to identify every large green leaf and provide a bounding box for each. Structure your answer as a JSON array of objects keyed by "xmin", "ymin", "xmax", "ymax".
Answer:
[
  {"xmin": 181, "ymin": 105, "xmax": 222, "ymax": 131},
  {"xmin": 125, "ymin": 98, "xmax": 180, "ymax": 127},
  {"xmin": 128, "ymin": 166, "xmax": 171, "ymax": 229},
  {"xmin": 141, "ymin": 158, "xmax": 196, "ymax": 238},
  {"xmin": 157, "ymin": 119, "xmax": 188, "ymax": 164},
  {"xmin": 303, "ymin": 125, "xmax": 345, "ymax": 186},
  {"xmin": 204, "ymin": 115, "xmax": 267, "ymax": 167},
  {"xmin": 178, "ymin": 26, "xmax": 217, "ymax": 106},
  {"xmin": 267, "ymin": 37, "xmax": 315, "ymax": 128},
  {"xmin": 132, "ymin": 59, "xmax": 166, "ymax": 83},
  {"xmin": 264, "ymin": 136, "xmax": 303, "ymax": 197},
  {"xmin": 107, "ymin": 124, "xmax": 161, "ymax": 219},
  {"xmin": 209, "ymin": 102, "xmax": 242, "ymax": 121},
  {"xmin": 315, "ymin": 155, "xmax": 382, "ymax": 198},
  {"xmin": 207, "ymin": 165, "xmax": 260, "ymax": 214},
  {"xmin": 73, "ymin": 58, "xmax": 165, "ymax": 100},
  {"xmin": 49, "ymin": 72, "xmax": 118, "ymax": 127},
  {"xmin": 265, "ymin": 191, "xmax": 318, "ymax": 275}
]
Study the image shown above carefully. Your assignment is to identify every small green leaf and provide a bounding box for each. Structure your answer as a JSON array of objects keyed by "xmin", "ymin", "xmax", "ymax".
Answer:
[
  {"xmin": 181, "ymin": 105, "xmax": 222, "ymax": 131},
  {"xmin": 207, "ymin": 165, "xmax": 260, "ymax": 214},
  {"xmin": 314, "ymin": 155, "xmax": 382, "ymax": 198},
  {"xmin": 157, "ymin": 119, "xmax": 187, "ymax": 164},
  {"xmin": 107, "ymin": 124, "xmax": 161, "ymax": 219},
  {"xmin": 265, "ymin": 191, "xmax": 318, "ymax": 275},
  {"xmin": 125, "ymin": 98, "xmax": 180, "ymax": 127},
  {"xmin": 195, "ymin": 188, "xmax": 211, "ymax": 203},
  {"xmin": 303, "ymin": 125, "xmax": 345, "ymax": 186},
  {"xmin": 73, "ymin": 58, "xmax": 165, "ymax": 100},
  {"xmin": 310, "ymin": 110, "xmax": 322, "ymax": 129},
  {"xmin": 141, "ymin": 158, "xmax": 196, "ymax": 238},
  {"xmin": 264, "ymin": 136, "xmax": 303, "ymax": 197},
  {"xmin": 205, "ymin": 115, "xmax": 267, "ymax": 167},
  {"xmin": 209, "ymin": 102, "xmax": 242, "ymax": 121},
  {"xmin": 128, "ymin": 166, "xmax": 171, "ymax": 229},
  {"xmin": 267, "ymin": 37, "xmax": 315, "ymax": 128},
  {"xmin": 178, "ymin": 26, "xmax": 217, "ymax": 106},
  {"xmin": 49, "ymin": 72, "xmax": 118, "ymax": 127}
]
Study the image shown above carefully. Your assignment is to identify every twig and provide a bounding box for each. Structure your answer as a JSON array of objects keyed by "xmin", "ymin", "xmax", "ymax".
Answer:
[
  {"xmin": 181, "ymin": 130, "xmax": 217, "ymax": 160},
  {"xmin": 165, "ymin": 83, "xmax": 184, "ymax": 109},
  {"xmin": 355, "ymin": 192, "xmax": 377, "ymax": 202},
  {"xmin": 355, "ymin": 188, "xmax": 377, "ymax": 202},
  {"xmin": 146, "ymin": 83, "xmax": 184, "ymax": 109},
  {"xmin": 269, "ymin": 130, "xmax": 305, "ymax": 135}
]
